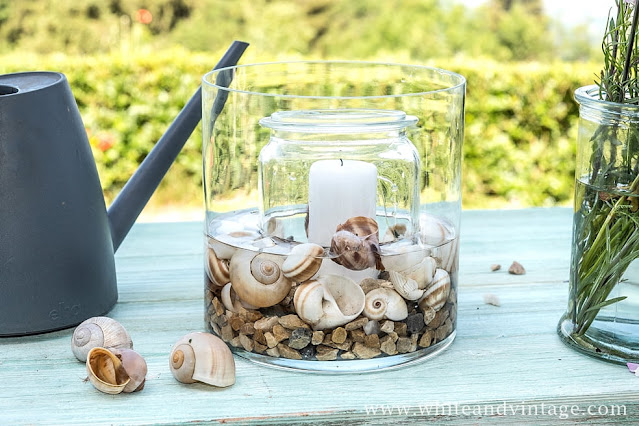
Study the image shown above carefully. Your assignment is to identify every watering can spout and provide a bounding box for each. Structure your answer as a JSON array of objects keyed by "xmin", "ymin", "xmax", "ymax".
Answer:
[{"xmin": 107, "ymin": 41, "xmax": 249, "ymax": 252}]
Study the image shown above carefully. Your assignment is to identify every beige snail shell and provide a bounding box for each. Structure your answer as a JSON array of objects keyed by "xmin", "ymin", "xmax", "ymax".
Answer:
[
  {"xmin": 109, "ymin": 348, "xmax": 147, "ymax": 393},
  {"xmin": 388, "ymin": 270, "xmax": 424, "ymax": 301},
  {"xmin": 363, "ymin": 288, "xmax": 408, "ymax": 321},
  {"xmin": 229, "ymin": 251, "xmax": 292, "ymax": 308},
  {"xmin": 418, "ymin": 268, "xmax": 451, "ymax": 312},
  {"xmin": 169, "ymin": 332, "xmax": 235, "ymax": 387},
  {"xmin": 293, "ymin": 274, "xmax": 365, "ymax": 330},
  {"xmin": 420, "ymin": 214, "xmax": 453, "ymax": 247},
  {"xmin": 86, "ymin": 347, "xmax": 131, "ymax": 394},
  {"xmin": 220, "ymin": 283, "xmax": 259, "ymax": 312},
  {"xmin": 282, "ymin": 243, "xmax": 324, "ymax": 282},
  {"xmin": 71, "ymin": 317, "xmax": 133, "ymax": 362},
  {"xmin": 205, "ymin": 248, "xmax": 231, "ymax": 287},
  {"xmin": 330, "ymin": 217, "xmax": 384, "ymax": 271},
  {"xmin": 208, "ymin": 231, "xmax": 259, "ymax": 260}
]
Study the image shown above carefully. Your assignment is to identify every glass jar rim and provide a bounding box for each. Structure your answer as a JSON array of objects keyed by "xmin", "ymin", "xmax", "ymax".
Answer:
[
  {"xmin": 202, "ymin": 60, "xmax": 466, "ymax": 99},
  {"xmin": 258, "ymin": 109, "xmax": 418, "ymax": 133},
  {"xmin": 575, "ymin": 85, "xmax": 639, "ymax": 114}
]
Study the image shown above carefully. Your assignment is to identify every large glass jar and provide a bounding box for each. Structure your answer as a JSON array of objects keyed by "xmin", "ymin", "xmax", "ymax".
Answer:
[
  {"xmin": 202, "ymin": 62, "xmax": 465, "ymax": 372},
  {"xmin": 558, "ymin": 85, "xmax": 639, "ymax": 364}
]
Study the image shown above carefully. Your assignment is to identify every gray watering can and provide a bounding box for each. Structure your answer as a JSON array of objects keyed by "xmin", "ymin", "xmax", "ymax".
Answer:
[{"xmin": 0, "ymin": 41, "xmax": 249, "ymax": 336}]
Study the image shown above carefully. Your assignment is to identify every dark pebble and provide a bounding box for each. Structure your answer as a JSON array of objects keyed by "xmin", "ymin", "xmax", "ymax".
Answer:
[
  {"xmin": 406, "ymin": 312, "xmax": 425, "ymax": 334},
  {"xmin": 288, "ymin": 327, "xmax": 313, "ymax": 349},
  {"xmin": 299, "ymin": 345, "xmax": 316, "ymax": 360}
]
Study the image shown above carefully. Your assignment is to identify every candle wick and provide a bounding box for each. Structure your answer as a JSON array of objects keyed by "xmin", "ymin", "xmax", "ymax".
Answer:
[{"xmin": 340, "ymin": 159, "xmax": 343, "ymax": 166}]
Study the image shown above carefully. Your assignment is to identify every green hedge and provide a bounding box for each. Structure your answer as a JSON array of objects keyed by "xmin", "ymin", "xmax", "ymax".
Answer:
[{"xmin": 0, "ymin": 50, "xmax": 599, "ymax": 209}]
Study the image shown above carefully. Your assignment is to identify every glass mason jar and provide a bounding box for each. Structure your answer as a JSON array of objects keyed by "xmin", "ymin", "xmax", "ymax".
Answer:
[
  {"xmin": 558, "ymin": 85, "xmax": 639, "ymax": 363},
  {"xmin": 202, "ymin": 62, "xmax": 465, "ymax": 372}
]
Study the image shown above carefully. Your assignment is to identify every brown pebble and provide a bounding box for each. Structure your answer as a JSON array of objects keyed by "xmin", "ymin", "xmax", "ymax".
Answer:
[
  {"xmin": 253, "ymin": 328, "xmax": 267, "ymax": 345},
  {"xmin": 213, "ymin": 313, "xmax": 228, "ymax": 327},
  {"xmin": 436, "ymin": 318, "xmax": 454, "ymax": 341},
  {"xmin": 253, "ymin": 341, "xmax": 268, "ymax": 354},
  {"xmin": 329, "ymin": 338, "xmax": 352, "ymax": 351},
  {"xmin": 364, "ymin": 334, "xmax": 381, "ymax": 349},
  {"xmin": 352, "ymin": 342, "xmax": 381, "ymax": 359},
  {"xmin": 213, "ymin": 298, "xmax": 225, "ymax": 316},
  {"xmin": 265, "ymin": 332, "xmax": 278, "ymax": 348},
  {"xmin": 429, "ymin": 307, "xmax": 449, "ymax": 329},
  {"xmin": 423, "ymin": 306, "xmax": 436, "ymax": 325},
  {"xmin": 254, "ymin": 316, "xmax": 279, "ymax": 331},
  {"xmin": 380, "ymin": 335, "xmax": 398, "ymax": 355},
  {"xmin": 350, "ymin": 329, "xmax": 366, "ymax": 343},
  {"xmin": 311, "ymin": 331, "xmax": 325, "ymax": 345},
  {"xmin": 239, "ymin": 334, "xmax": 254, "ymax": 351},
  {"xmin": 508, "ymin": 261, "xmax": 525, "ymax": 275},
  {"xmin": 239, "ymin": 323, "xmax": 256, "ymax": 335},
  {"xmin": 229, "ymin": 316, "xmax": 245, "ymax": 331},
  {"xmin": 340, "ymin": 351, "xmax": 357, "ymax": 360},
  {"xmin": 332, "ymin": 327, "xmax": 348, "ymax": 344},
  {"xmin": 386, "ymin": 331, "xmax": 399, "ymax": 342},
  {"xmin": 345, "ymin": 317, "xmax": 369, "ymax": 331},
  {"xmin": 316, "ymin": 345, "xmax": 339, "ymax": 361},
  {"xmin": 359, "ymin": 278, "xmax": 383, "ymax": 294},
  {"xmin": 244, "ymin": 310, "xmax": 263, "ymax": 322},
  {"xmin": 229, "ymin": 336, "xmax": 241, "ymax": 347},
  {"xmin": 490, "ymin": 264, "xmax": 501, "ymax": 272},
  {"xmin": 394, "ymin": 322, "xmax": 407, "ymax": 337},
  {"xmin": 220, "ymin": 324, "xmax": 235, "ymax": 342},
  {"xmin": 272, "ymin": 324, "xmax": 291, "ymax": 343},
  {"xmin": 396, "ymin": 336, "xmax": 412, "ymax": 353},
  {"xmin": 279, "ymin": 314, "xmax": 309, "ymax": 330},
  {"xmin": 277, "ymin": 343, "xmax": 302, "ymax": 360},
  {"xmin": 409, "ymin": 334, "xmax": 418, "ymax": 352},
  {"xmin": 380, "ymin": 320, "xmax": 394, "ymax": 334},
  {"xmin": 266, "ymin": 347, "xmax": 280, "ymax": 357},
  {"xmin": 418, "ymin": 328, "xmax": 435, "ymax": 348}
]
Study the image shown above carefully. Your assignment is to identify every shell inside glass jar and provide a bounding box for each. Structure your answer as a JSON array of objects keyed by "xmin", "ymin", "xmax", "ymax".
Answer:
[{"xmin": 204, "ymin": 208, "xmax": 458, "ymax": 368}]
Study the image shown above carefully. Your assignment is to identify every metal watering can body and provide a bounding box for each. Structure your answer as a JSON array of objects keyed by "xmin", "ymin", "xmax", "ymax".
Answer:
[{"xmin": 0, "ymin": 42, "xmax": 248, "ymax": 336}]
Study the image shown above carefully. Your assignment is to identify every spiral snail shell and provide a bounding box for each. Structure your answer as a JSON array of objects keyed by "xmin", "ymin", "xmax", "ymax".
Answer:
[
  {"xmin": 330, "ymin": 216, "xmax": 384, "ymax": 271},
  {"xmin": 169, "ymin": 332, "xmax": 235, "ymax": 387},
  {"xmin": 363, "ymin": 288, "xmax": 408, "ymax": 321},
  {"xmin": 85, "ymin": 347, "xmax": 131, "ymax": 394},
  {"xmin": 229, "ymin": 251, "xmax": 292, "ymax": 308},
  {"xmin": 71, "ymin": 317, "xmax": 133, "ymax": 362}
]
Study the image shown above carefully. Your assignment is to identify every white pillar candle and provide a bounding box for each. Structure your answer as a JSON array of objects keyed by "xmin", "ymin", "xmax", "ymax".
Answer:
[{"xmin": 307, "ymin": 159, "xmax": 378, "ymax": 247}]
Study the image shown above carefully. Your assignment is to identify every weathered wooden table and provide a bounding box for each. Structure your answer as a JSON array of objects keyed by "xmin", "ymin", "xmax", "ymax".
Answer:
[{"xmin": 2, "ymin": 208, "xmax": 637, "ymax": 424}]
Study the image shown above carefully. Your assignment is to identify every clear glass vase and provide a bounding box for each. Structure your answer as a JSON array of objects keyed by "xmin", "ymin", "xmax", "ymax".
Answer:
[
  {"xmin": 558, "ymin": 85, "xmax": 639, "ymax": 363},
  {"xmin": 202, "ymin": 61, "xmax": 465, "ymax": 372}
]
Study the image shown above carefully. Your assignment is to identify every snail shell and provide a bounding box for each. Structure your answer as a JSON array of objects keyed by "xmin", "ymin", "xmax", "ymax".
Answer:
[
  {"xmin": 381, "ymin": 223, "xmax": 408, "ymax": 243},
  {"xmin": 209, "ymin": 231, "xmax": 259, "ymax": 260},
  {"xmin": 109, "ymin": 348, "xmax": 147, "ymax": 393},
  {"xmin": 86, "ymin": 347, "xmax": 131, "ymax": 394},
  {"xmin": 434, "ymin": 236, "xmax": 459, "ymax": 273},
  {"xmin": 330, "ymin": 216, "xmax": 384, "ymax": 271},
  {"xmin": 388, "ymin": 270, "xmax": 424, "ymax": 301},
  {"xmin": 206, "ymin": 248, "xmax": 231, "ymax": 287},
  {"xmin": 420, "ymin": 214, "xmax": 453, "ymax": 247},
  {"xmin": 418, "ymin": 268, "xmax": 451, "ymax": 312},
  {"xmin": 229, "ymin": 251, "xmax": 293, "ymax": 308},
  {"xmin": 72, "ymin": 317, "xmax": 133, "ymax": 362},
  {"xmin": 220, "ymin": 283, "xmax": 259, "ymax": 312},
  {"xmin": 293, "ymin": 274, "xmax": 365, "ymax": 330},
  {"xmin": 282, "ymin": 243, "xmax": 324, "ymax": 282},
  {"xmin": 363, "ymin": 288, "xmax": 408, "ymax": 321},
  {"xmin": 169, "ymin": 332, "xmax": 235, "ymax": 387}
]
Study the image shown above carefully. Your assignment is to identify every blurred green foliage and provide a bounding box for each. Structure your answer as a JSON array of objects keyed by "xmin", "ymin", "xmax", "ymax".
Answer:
[
  {"xmin": 0, "ymin": 51, "xmax": 598, "ymax": 209},
  {"xmin": 0, "ymin": 0, "xmax": 604, "ymax": 209}
]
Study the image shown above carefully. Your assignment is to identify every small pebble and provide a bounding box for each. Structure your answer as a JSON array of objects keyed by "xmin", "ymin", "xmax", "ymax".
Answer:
[
  {"xmin": 352, "ymin": 342, "xmax": 381, "ymax": 359},
  {"xmin": 277, "ymin": 343, "xmax": 302, "ymax": 360},
  {"xmin": 272, "ymin": 324, "xmax": 290, "ymax": 343},
  {"xmin": 363, "ymin": 319, "xmax": 380, "ymax": 335},
  {"xmin": 288, "ymin": 327, "xmax": 312, "ymax": 349},
  {"xmin": 364, "ymin": 334, "xmax": 380, "ymax": 349},
  {"xmin": 311, "ymin": 330, "xmax": 325, "ymax": 345},
  {"xmin": 483, "ymin": 293, "xmax": 501, "ymax": 307},
  {"xmin": 380, "ymin": 320, "xmax": 395, "ymax": 334},
  {"xmin": 265, "ymin": 332, "xmax": 278, "ymax": 348},
  {"xmin": 508, "ymin": 261, "xmax": 525, "ymax": 275},
  {"xmin": 345, "ymin": 317, "xmax": 369, "ymax": 331},
  {"xmin": 490, "ymin": 264, "xmax": 501, "ymax": 272},
  {"xmin": 380, "ymin": 336, "xmax": 398, "ymax": 355},
  {"xmin": 395, "ymin": 322, "xmax": 407, "ymax": 337},
  {"xmin": 316, "ymin": 346, "xmax": 339, "ymax": 361},
  {"xmin": 266, "ymin": 347, "xmax": 280, "ymax": 357},
  {"xmin": 254, "ymin": 316, "xmax": 279, "ymax": 331},
  {"xmin": 239, "ymin": 334, "xmax": 253, "ymax": 352},
  {"xmin": 418, "ymin": 328, "xmax": 435, "ymax": 348},
  {"xmin": 423, "ymin": 306, "xmax": 436, "ymax": 325},
  {"xmin": 340, "ymin": 351, "xmax": 357, "ymax": 360},
  {"xmin": 350, "ymin": 329, "xmax": 366, "ymax": 343},
  {"xmin": 396, "ymin": 337, "xmax": 412, "ymax": 353},
  {"xmin": 253, "ymin": 341, "xmax": 267, "ymax": 354},
  {"xmin": 279, "ymin": 314, "xmax": 309, "ymax": 329},
  {"xmin": 406, "ymin": 313, "xmax": 425, "ymax": 334},
  {"xmin": 332, "ymin": 327, "xmax": 348, "ymax": 344},
  {"xmin": 299, "ymin": 345, "xmax": 316, "ymax": 360}
]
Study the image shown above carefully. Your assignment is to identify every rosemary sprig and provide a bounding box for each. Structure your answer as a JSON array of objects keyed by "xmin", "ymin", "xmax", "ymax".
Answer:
[{"xmin": 572, "ymin": 0, "xmax": 639, "ymax": 336}]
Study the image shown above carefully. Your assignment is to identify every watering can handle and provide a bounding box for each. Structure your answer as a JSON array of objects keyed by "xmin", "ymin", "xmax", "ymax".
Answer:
[{"xmin": 107, "ymin": 40, "xmax": 249, "ymax": 252}]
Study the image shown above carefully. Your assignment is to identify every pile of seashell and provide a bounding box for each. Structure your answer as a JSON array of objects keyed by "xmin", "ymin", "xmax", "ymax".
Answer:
[
  {"xmin": 71, "ymin": 317, "xmax": 147, "ymax": 394},
  {"xmin": 205, "ymin": 215, "xmax": 458, "ymax": 362},
  {"xmin": 71, "ymin": 318, "xmax": 236, "ymax": 393}
]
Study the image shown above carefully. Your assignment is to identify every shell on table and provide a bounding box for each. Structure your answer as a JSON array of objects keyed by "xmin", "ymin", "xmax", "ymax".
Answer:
[
  {"xmin": 169, "ymin": 332, "xmax": 235, "ymax": 387},
  {"xmin": 363, "ymin": 287, "xmax": 408, "ymax": 321},
  {"xmin": 418, "ymin": 268, "xmax": 451, "ymax": 312},
  {"xmin": 282, "ymin": 243, "xmax": 324, "ymax": 282},
  {"xmin": 86, "ymin": 347, "xmax": 131, "ymax": 394},
  {"xmin": 229, "ymin": 250, "xmax": 292, "ymax": 308},
  {"xmin": 293, "ymin": 274, "xmax": 365, "ymax": 330},
  {"xmin": 71, "ymin": 317, "xmax": 133, "ymax": 362}
]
